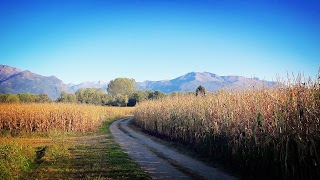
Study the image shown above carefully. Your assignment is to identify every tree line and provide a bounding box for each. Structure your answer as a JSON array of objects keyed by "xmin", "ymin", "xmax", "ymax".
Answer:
[
  {"xmin": 0, "ymin": 78, "xmax": 167, "ymax": 106},
  {"xmin": 57, "ymin": 78, "xmax": 169, "ymax": 106},
  {"xmin": 0, "ymin": 78, "xmax": 206, "ymax": 106},
  {"xmin": 0, "ymin": 93, "xmax": 52, "ymax": 103}
]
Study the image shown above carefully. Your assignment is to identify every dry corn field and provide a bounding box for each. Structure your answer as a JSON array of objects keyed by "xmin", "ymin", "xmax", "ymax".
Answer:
[
  {"xmin": 0, "ymin": 103, "xmax": 134, "ymax": 133},
  {"xmin": 134, "ymin": 76, "xmax": 320, "ymax": 179}
]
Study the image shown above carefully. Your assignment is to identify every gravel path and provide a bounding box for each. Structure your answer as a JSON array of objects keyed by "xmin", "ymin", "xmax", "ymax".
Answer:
[{"xmin": 110, "ymin": 117, "xmax": 236, "ymax": 180}]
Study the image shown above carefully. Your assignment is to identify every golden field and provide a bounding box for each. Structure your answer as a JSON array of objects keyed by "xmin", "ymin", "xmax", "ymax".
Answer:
[
  {"xmin": 0, "ymin": 103, "xmax": 135, "ymax": 179},
  {"xmin": 0, "ymin": 103, "xmax": 134, "ymax": 133},
  {"xmin": 134, "ymin": 76, "xmax": 320, "ymax": 179}
]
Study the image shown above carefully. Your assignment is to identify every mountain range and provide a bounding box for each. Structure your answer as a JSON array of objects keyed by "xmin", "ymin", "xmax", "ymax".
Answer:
[
  {"xmin": 0, "ymin": 65, "xmax": 277, "ymax": 99},
  {"xmin": 0, "ymin": 65, "xmax": 70, "ymax": 99},
  {"xmin": 68, "ymin": 81, "xmax": 108, "ymax": 92},
  {"xmin": 137, "ymin": 72, "xmax": 276, "ymax": 93}
]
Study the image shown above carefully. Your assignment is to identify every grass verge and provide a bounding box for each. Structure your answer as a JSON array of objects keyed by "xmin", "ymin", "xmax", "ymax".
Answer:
[{"xmin": 0, "ymin": 117, "xmax": 151, "ymax": 179}]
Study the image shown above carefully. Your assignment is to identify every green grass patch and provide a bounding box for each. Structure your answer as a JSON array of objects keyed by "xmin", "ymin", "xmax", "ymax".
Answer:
[
  {"xmin": 0, "ymin": 142, "xmax": 32, "ymax": 180},
  {"xmin": 0, "ymin": 117, "xmax": 151, "ymax": 179}
]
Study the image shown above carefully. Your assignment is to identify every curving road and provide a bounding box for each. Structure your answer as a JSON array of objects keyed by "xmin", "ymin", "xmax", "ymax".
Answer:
[{"xmin": 110, "ymin": 117, "xmax": 236, "ymax": 180}]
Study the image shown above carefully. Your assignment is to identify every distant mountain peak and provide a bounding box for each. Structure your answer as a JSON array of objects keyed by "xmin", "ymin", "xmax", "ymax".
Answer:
[
  {"xmin": 175, "ymin": 72, "xmax": 196, "ymax": 81},
  {"xmin": 174, "ymin": 72, "xmax": 222, "ymax": 82},
  {"xmin": 68, "ymin": 81, "xmax": 108, "ymax": 92},
  {"xmin": 194, "ymin": 72, "xmax": 221, "ymax": 82},
  {"xmin": 0, "ymin": 65, "xmax": 70, "ymax": 99},
  {"xmin": 137, "ymin": 71, "xmax": 276, "ymax": 93},
  {"xmin": 0, "ymin": 64, "xmax": 21, "ymax": 70},
  {"xmin": 0, "ymin": 64, "xmax": 23, "ymax": 82},
  {"xmin": 1, "ymin": 65, "xmax": 277, "ymax": 99},
  {"xmin": 20, "ymin": 70, "xmax": 34, "ymax": 77}
]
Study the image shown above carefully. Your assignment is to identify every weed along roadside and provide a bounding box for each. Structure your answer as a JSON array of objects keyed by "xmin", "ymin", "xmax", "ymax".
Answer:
[{"xmin": 0, "ymin": 104, "xmax": 150, "ymax": 179}]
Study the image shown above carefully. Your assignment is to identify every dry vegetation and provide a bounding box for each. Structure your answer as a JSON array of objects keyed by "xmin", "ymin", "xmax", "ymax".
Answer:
[
  {"xmin": 134, "ymin": 74, "xmax": 320, "ymax": 179},
  {"xmin": 0, "ymin": 103, "xmax": 137, "ymax": 179},
  {"xmin": 0, "ymin": 103, "xmax": 134, "ymax": 134}
]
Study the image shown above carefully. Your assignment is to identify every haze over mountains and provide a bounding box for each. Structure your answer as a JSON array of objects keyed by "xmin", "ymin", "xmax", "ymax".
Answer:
[{"xmin": 0, "ymin": 65, "xmax": 276, "ymax": 99}]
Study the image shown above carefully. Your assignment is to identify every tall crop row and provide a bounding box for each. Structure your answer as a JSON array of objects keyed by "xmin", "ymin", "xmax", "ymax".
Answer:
[
  {"xmin": 134, "ymin": 76, "xmax": 320, "ymax": 179},
  {"xmin": 0, "ymin": 103, "xmax": 133, "ymax": 133}
]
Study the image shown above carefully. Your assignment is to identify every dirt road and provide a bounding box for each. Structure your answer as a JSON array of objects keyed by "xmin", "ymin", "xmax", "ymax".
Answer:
[{"xmin": 110, "ymin": 117, "xmax": 236, "ymax": 180}]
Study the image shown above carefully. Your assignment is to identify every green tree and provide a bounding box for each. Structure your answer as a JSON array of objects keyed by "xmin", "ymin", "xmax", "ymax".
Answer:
[
  {"xmin": 133, "ymin": 90, "xmax": 148, "ymax": 101},
  {"xmin": 146, "ymin": 89, "xmax": 153, "ymax": 99},
  {"xmin": 111, "ymin": 94, "xmax": 128, "ymax": 107},
  {"xmin": 101, "ymin": 94, "xmax": 113, "ymax": 105},
  {"xmin": 57, "ymin": 91, "xmax": 68, "ymax": 102},
  {"xmin": 67, "ymin": 94, "xmax": 77, "ymax": 103},
  {"xmin": 5, "ymin": 94, "xmax": 20, "ymax": 103},
  {"xmin": 0, "ymin": 94, "xmax": 7, "ymax": 102},
  {"xmin": 196, "ymin": 85, "xmax": 206, "ymax": 97},
  {"xmin": 37, "ymin": 94, "xmax": 52, "ymax": 103},
  {"xmin": 75, "ymin": 88, "xmax": 85, "ymax": 103},
  {"xmin": 75, "ymin": 88, "xmax": 93, "ymax": 104},
  {"xmin": 107, "ymin": 78, "xmax": 138, "ymax": 106},
  {"xmin": 148, "ymin": 90, "xmax": 165, "ymax": 99},
  {"xmin": 57, "ymin": 91, "xmax": 77, "ymax": 103},
  {"xmin": 127, "ymin": 90, "xmax": 148, "ymax": 106},
  {"xmin": 75, "ymin": 88, "xmax": 109, "ymax": 105},
  {"xmin": 18, "ymin": 94, "xmax": 35, "ymax": 102}
]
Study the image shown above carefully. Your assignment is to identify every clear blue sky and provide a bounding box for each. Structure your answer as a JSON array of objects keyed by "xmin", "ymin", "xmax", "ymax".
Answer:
[{"xmin": 0, "ymin": 0, "xmax": 319, "ymax": 84}]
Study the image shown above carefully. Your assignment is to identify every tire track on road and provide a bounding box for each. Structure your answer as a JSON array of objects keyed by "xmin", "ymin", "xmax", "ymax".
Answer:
[{"xmin": 110, "ymin": 117, "xmax": 236, "ymax": 180}]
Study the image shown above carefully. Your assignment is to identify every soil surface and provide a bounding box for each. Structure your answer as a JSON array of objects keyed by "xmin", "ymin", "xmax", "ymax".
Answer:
[{"xmin": 110, "ymin": 117, "xmax": 237, "ymax": 180}]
